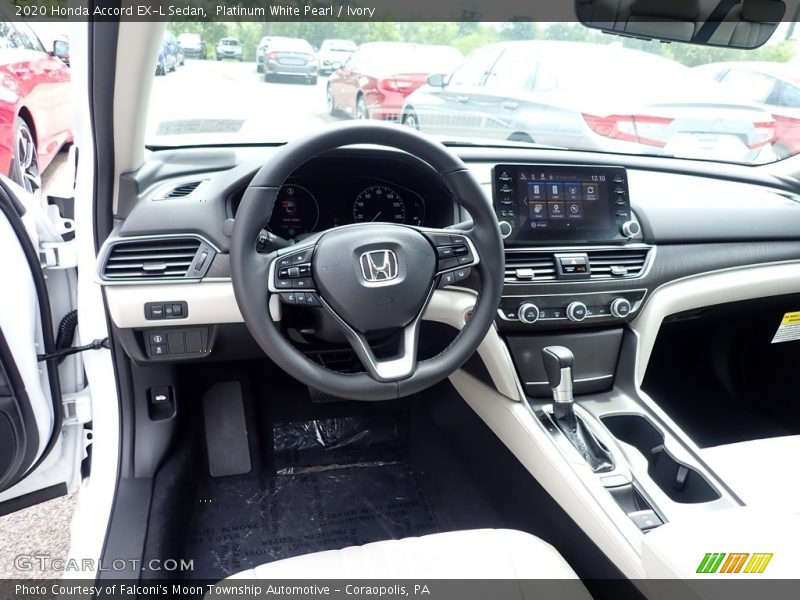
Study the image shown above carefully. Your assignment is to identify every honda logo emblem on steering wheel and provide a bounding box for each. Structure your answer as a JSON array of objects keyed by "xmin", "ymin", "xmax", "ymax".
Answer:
[{"xmin": 360, "ymin": 250, "xmax": 399, "ymax": 282}]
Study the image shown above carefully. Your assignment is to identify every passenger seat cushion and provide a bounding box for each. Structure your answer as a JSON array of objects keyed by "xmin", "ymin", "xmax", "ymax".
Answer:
[
  {"xmin": 701, "ymin": 435, "xmax": 800, "ymax": 511},
  {"xmin": 227, "ymin": 529, "xmax": 587, "ymax": 583}
]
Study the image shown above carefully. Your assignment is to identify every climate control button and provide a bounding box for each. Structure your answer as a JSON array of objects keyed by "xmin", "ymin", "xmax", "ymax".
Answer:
[
  {"xmin": 566, "ymin": 301, "xmax": 588, "ymax": 322},
  {"xmin": 610, "ymin": 297, "xmax": 632, "ymax": 318},
  {"xmin": 518, "ymin": 303, "xmax": 540, "ymax": 324}
]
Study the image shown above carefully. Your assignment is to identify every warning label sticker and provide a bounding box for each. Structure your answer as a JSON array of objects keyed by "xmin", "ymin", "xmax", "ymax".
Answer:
[{"xmin": 771, "ymin": 311, "xmax": 800, "ymax": 343}]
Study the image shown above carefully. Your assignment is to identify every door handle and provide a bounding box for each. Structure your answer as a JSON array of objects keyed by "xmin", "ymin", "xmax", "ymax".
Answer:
[
  {"xmin": 502, "ymin": 101, "xmax": 519, "ymax": 110},
  {"xmin": 456, "ymin": 96, "xmax": 469, "ymax": 104}
]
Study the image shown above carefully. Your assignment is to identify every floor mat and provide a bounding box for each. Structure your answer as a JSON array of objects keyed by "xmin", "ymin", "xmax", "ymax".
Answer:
[{"xmin": 183, "ymin": 416, "xmax": 438, "ymax": 579}]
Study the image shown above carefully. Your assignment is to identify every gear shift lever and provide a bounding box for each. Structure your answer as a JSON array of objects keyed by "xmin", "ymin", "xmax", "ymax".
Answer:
[
  {"xmin": 542, "ymin": 346, "xmax": 575, "ymax": 411},
  {"xmin": 542, "ymin": 346, "xmax": 613, "ymax": 473}
]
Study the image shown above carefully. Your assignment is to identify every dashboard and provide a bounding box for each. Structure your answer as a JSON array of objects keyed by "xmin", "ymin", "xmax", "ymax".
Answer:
[
  {"xmin": 227, "ymin": 155, "xmax": 456, "ymax": 239},
  {"xmin": 101, "ymin": 143, "xmax": 800, "ymax": 373}
]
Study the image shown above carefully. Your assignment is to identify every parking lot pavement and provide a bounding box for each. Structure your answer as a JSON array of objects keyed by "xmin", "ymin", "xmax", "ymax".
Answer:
[
  {"xmin": 147, "ymin": 59, "xmax": 340, "ymax": 143},
  {"xmin": 0, "ymin": 494, "xmax": 76, "ymax": 579}
]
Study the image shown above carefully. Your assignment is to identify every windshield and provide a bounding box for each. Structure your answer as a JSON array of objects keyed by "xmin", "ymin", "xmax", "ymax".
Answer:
[{"xmin": 147, "ymin": 22, "xmax": 800, "ymax": 165}]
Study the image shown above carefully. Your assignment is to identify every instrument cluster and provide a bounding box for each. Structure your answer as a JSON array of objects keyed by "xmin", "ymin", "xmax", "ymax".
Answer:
[{"xmin": 267, "ymin": 178, "xmax": 427, "ymax": 238}]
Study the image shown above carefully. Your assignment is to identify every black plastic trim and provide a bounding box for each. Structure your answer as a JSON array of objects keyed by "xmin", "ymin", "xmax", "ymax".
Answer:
[{"xmin": 0, "ymin": 483, "xmax": 67, "ymax": 517}]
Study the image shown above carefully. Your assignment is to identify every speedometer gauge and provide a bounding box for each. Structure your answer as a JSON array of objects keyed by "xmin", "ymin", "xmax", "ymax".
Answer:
[
  {"xmin": 267, "ymin": 184, "xmax": 319, "ymax": 238},
  {"xmin": 353, "ymin": 186, "xmax": 407, "ymax": 224}
]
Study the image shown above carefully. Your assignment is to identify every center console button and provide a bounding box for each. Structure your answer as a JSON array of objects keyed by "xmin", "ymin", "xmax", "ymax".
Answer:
[
  {"xmin": 610, "ymin": 297, "xmax": 632, "ymax": 318},
  {"xmin": 566, "ymin": 301, "xmax": 588, "ymax": 322},
  {"xmin": 518, "ymin": 303, "xmax": 540, "ymax": 324}
]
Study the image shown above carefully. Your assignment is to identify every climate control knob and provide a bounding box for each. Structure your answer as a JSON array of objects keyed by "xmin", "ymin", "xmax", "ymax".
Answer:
[
  {"xmin": 610, "ymin": 297, "xmax": 632, "ymax": 318},
  {"xmin": 566, "ymin": 301, "xmax": 588, "ymax": 322},
  {"xmin": 518, "ymin": 303, "xmax": 540, "ymax": 324}
]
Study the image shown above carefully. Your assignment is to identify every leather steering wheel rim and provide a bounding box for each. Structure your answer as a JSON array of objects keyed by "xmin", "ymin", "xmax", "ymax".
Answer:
[{"xmin": 230, "ymin": 121, "xmax": 504, "ymax": 400}]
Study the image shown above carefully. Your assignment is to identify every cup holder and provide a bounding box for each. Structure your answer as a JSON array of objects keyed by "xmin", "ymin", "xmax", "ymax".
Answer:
[{"xmin": 602, "ymin": 414, "xmax": 720, "ymax": 504}]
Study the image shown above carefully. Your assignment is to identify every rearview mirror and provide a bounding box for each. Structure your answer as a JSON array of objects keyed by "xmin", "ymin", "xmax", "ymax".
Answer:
[
  {"xmin": 427, "ymin": 73, "xmax": 447, "ymax": 87},
  {"xmin": 576, "ymin": 0, "xmax": 784, "ymax": 48},
  {"xmin": 53, "ymin": 40, "xmax": 70, "ymax": 62}
]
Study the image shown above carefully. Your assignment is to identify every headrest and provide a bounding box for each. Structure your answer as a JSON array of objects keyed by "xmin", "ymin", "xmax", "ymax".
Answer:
[
  {"xmin": 741, "ymin": 0, "xmax": 786, "ymax": 22},
  {"xmin": 630, "ymin": 0, "xmax": 701, "ymax": 19}
]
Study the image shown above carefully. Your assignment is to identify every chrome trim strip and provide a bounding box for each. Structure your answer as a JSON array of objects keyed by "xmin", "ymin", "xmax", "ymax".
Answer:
[{"xmin": 525, "ymin": 374, "xmax": 614, "ymax": 386}]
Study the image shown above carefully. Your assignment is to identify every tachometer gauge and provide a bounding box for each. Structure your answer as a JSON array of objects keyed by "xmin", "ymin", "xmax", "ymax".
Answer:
[
  {"xmin": 267, "ymin": 184, "xmax": 319, "ymax": 238},
  {"xmin": 353, "ymin": 185, "xmax": 407, "ymax": 224}
]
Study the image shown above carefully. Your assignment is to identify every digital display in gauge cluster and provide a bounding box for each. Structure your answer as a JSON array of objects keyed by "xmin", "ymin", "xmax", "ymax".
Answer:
[{"xmin": 267, "ymin": 184, "xmax": 319, "ymax": 238}]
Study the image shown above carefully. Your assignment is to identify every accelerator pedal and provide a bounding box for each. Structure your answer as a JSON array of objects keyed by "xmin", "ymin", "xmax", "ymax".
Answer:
[{"xmin": 202, "ymin": 381, "xmax": 251, "ymax": 477}]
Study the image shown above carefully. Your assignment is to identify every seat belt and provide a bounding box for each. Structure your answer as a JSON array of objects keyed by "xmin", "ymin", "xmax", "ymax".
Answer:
[{"xmin": 693, "ymin": 0, "xmax": 742, "ymax": 43}]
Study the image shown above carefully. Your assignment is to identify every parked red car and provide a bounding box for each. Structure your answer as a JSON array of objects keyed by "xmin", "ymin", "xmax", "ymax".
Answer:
[
  {"xmin": 0, "ymin": 21, "xmax": 72, "ymax": 195},
  {"xmin": 326, "ymin": 42, "xmax": 462, "ymax": 121}
]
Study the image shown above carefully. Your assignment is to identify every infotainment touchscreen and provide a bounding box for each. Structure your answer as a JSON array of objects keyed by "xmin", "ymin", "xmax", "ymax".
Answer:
[{"xmin": 492, "ymin": 164, "xmax": 632, "ymax": 244}]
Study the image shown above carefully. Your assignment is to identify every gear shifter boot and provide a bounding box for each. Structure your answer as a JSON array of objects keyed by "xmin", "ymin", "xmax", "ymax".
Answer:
[{"xmin": 553, "ymin": 402, "xmax": 614, "ymax": 473}]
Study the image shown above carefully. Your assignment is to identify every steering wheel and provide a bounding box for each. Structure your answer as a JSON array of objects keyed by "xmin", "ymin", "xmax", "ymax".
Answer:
[{"xmin": 230, "ymin": 121, "xmax": 504, "ymax": 400}]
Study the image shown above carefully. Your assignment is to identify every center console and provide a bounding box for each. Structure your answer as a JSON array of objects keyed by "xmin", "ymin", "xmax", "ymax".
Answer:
[
  {"xmin": 491, "ymin": 164, "xmax": 653, "ymax": 333},
  {"xmin": 486, "ymin": 164, "xmax": 739, "ymax": 548}
]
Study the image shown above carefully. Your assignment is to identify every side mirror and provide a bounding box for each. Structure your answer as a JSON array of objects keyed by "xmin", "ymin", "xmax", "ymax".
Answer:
[
  {"xmin": 53, "ymin": 40, "xmax": 70, "ymax": 61},
  {"xmin": 427, "ymin": 73, "xmax": 446, "ymax": 88}
]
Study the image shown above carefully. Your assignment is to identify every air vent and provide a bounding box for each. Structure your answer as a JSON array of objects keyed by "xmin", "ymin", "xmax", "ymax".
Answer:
[
  {"xmin": 586, "ymin": 248, "xmax": 650, "ymax": 279},
  {"xmin": 505, "ymin": 251, "xmax": 558, "ymax": 283},
  {"xmin": 157, "ymin": 181, "xmax": 202, "ymax": 199},
  {"xmin": 504, "ymin": 247, "xmax": 651, "ymax": 283},
  {"xmin": 102, "ymin": 237, "xmax": 203, "ymax": 280}
]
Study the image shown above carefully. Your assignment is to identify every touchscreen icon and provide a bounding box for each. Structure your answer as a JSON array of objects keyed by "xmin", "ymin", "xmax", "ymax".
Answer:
[
  {"xmin": 582, "ymin": 183, "xmax": 599, "ymax": 202},
  {"xmin": 566, "ymin": 184, "xmax": 580, "ymax": 200},
  {"xmin": 530, "ymin": 202, "xmax": 546, "ymax": 220},
  {"xmin": 548, "ymin": 202, "xmax": 565, "ymax": 219},
  {"xmin": 546, "ymin": 183, "xmax": 563, "ymax": 201},
  {"xmin": 567, "ymin": 202, "xmax": 584, "ymax": 219},
  {"xmin": 528, "ymin": 181, "xmax": 545, "ymax": 201}
]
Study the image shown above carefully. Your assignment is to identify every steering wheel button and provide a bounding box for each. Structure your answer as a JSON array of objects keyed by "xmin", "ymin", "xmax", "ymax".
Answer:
[
  {"xmin": 298, "ymin": 264, "xmax": 311, "ymax": 276},
  {"xmin": 287, "ymin": 266, "xmax": 300, "ymax": 278},
  {"xmin": 454, "ymin": 267, "xmax": 471, "ymax": 282},
  {"xmin": 457, "ymin": 255, "xmax": 473, "ymax": 265},
  {"xmin": 439, "ymin": 272, "xmax": 456, "ymax": 288},
  {"xmin": 292, "ymin": 249, "xmax": 312, "ymax": 263},
  {"xmin": 275, "ymin": 278, "xmax": 292, "ymax": 289},
  {"xmin": 279, "ymin": 268, "xmax": 290, "ymax": 278},
  {"xmin": 278, "ymin": 257, "xmax": 292, "ymax": 268},
  {"xmin": 281, "ymin": 293, "xmax": 296, "ymax": 304},
  {"xmin": 453, "ymin": 245, "xmax": 468, "ymax": 256},
  {"xmin": 295, "ymin": 292, "xmax": 306, "ymax": 304},
  {"xmin": 294, "ymin": 277, "xmax": 314, "ymax": 289},
  {"xmin": 432, "ymin": 234, "xmax": 452, "ymax": 247},
  {"xmin": 439, "ymin": 257, "xmax": 458, "ymax": 271},
  {"xmin": 437, "ymin": 246, "xmax": 455, "ymax": 258},
  {"xmin": 305, "ymin": 293, "xmax": 321, "ymax": 306}
]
